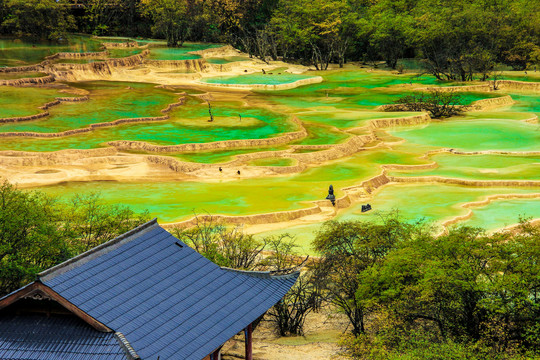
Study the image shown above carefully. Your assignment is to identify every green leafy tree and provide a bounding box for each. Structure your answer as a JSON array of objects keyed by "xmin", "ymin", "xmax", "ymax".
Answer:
[
  {"xmin": 2, "ymin": 0, "xmax": 75, "ymax": 41},
  {"xmin": 0, "ymin": 182, "xmax": 150, "ymax": 296},
  {"xmin": 0, "ymin": 0, "xmax": 8, "ymax": 25},
  {"xmin": 171, "ymin": 215, "xmax": 266, "ymax": 270},
  {"xmin": 354, "ymin": 223, "xmax": 540, "ymax": 357},
  {"xmin": 313, "ymin": 215, "xmax": 416, "ymax": 336},
  {"xmin": 364, "ymin": 0, "xmax": 414, "ymax": 69},
  {"xmin": 483, "ymin": 220, "xmax": 540, "ymax": 353},
  {"xmin": 175, "ymin": 219, "xmax": 318, "ymax": 336},
  {"xmin": 408, "ymin": 0, "xmax": 497, "ymax": 80},
  {"xmin": 83, "ymin": 0, "xmax": 140, "ymax": 36},
  {"xmin": 0, "ymin": 182, "xmax": 69, "ymax": 295},
  {"xmin": 505, "ymin": 42, "xmax": 540, "ymax": 70},
  {"xmin": 140, "ymin": 0, "xmax": 191, "ymax": 47},
  {"xmin": 269, "ymin": 0, "xmax": 352, "ymax": 69},
  {"xmin": 264, "ymin": 234, "xmax": 319, "ymax": 336},
  {"xmin": 62, "ymin": 193, "xmax": 150, "ymax": 253},
  {"xmin": 206, "ymin": 0, "xmax": 277, "ymax": 57},
  {"xmin": 268, "ymin": 270, "xmax": 320, "ymax": 336}
]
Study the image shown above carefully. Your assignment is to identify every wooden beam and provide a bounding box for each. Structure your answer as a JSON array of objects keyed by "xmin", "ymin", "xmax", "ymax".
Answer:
[
  {"xmin": 0, "ymin": 282, "xmax": 40, "ymax": 309},
  {"xmin": 0, "ymin": 281, "xmax": 112, "ymax": 332},
  {"xmin": 244, "ymin": 323, "xmax": 253, "ymax": 360}
]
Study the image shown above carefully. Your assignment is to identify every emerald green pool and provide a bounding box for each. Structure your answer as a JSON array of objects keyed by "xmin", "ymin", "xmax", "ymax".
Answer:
[
  {"xmin": 40, "ymin": 152, "xmax": 383, "ymax": 222},
  {"xmin": 173, "ymin": 147, "xmax": 288, "ymax": 164},
  {"xmin": 206, "ymin": 56, "xmax": 250, "ymax": 64},
  {"xmin": 107, "ymin": 49, "xmax": 143, "ymax": 58},
  {"xmin": 0, "ymin": 86, "xmax": 67, "ymax": 118},
  {"xmin": 248, "ymin": 158, "xmax": 295, "ymax": 166},
  {"xmin": 292, "ymin": 123, "xmax": 350, "ymax": 145},
  {"xmin": 147, "ymin": 43, "xmax": 221, "ymax": 60},
  {"xmin": 0, "ymin": 85, "xmax": 294, "ymax": 151},
  {"xmin": 255, "ymin": 69, "xmax": 439, "ymax": 100},
  {"xmin": 0, "ymin": 36, "xmax": 103, "ymax": 66},
  {"xmin": 0, "ymin": 113, "xmax": 293, "ymax": 152},
  {"xmin": 508, "ymin": 93, "xmax": 540, "ymax": 116},
  {"xmin": 0, "ymin": 37, "xmax": 218, "ymax": 67},
  {"xmin": 37, "ymin": 149, "xmax": 437, "ymax": 231},
  {"xmin": 296, "ymin": 109, "xmax": 421, "ymax": 129},
  {"xmin": 0, "ymin": 82, "xmax": 178, "ymax": 133},
  {"xmin": 389, "ymin": 154, "xmax": 540, "ymax": 180},
  {"xmin": 463, "ymin": 199, "xmax": 540, "ymax": 230},
  {"xmin": 390, "ymin": 119, "xmax": 540, "ymax": 151},
  {"xmin": 203, "ymin": 73, "xmax": 317, "ymax": 85}
]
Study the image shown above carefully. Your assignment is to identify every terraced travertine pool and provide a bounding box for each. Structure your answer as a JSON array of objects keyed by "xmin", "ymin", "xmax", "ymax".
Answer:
[
  {"xmin": 463, "ymin": 199, "xmax": 540, "ymax": 230},
  {"xmin": 256, "ymin": 184, "xmax": 540, "ymax": 253},
  {"xmin": 0, "ymin": 35, "xmax": 104, "ymax": 66},
  {"xmin": 0, "ymin": 87, "xmax": 69, "ymax": 118},
  {"xmin": 0, "ymin": 83, "xmax": 295, "ymax": 151},
  {"xmin": 202, "ymin": 73, "xmax": 317, "ymax": 85},
  {"xmin": 147, "ymin": 43, "xmax": 222, "ymax": 60},
  {"xmin": 388, "ymin": 154, "xmax": 540, "ymax": 180},
  {"xmin": 351, "ymin": 185, "xmax": 539, "ymax": 227},
  {"xmin": 390, "ymin": 119, "xmax": 540, "ymax": 152},
  {"xmin": 1, "ymin": 36, "xmax": 539, "ymax": 248},
  {"xmin": 0, "ymin": 82, "xmax": 178, "ymax": 133}
]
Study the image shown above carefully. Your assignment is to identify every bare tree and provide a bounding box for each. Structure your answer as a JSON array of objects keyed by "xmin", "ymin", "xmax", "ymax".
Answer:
[
  {"xmin": 171, "ymin": 215, "xmax": 265, "ymax": 270},
  {"xmin": 267, "ymin": 271, "xmax": 321, "ymax": 336},
  {"xmin": 263, "ymin": 234, "xmax": 319, "ymax": 336},
  {"xmin": 491, "ymin": 70, "xmax": 504, "ymax": 90}
]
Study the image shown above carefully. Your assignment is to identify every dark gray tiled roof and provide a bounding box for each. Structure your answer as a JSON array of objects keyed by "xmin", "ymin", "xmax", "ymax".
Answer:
[
  {"xmin": 0, "ymin": 314, "xmax": 127, "ymax": 360},
  {"xmin": 37, "ymin": 219, "xmax": 298, "ymax": 360}
]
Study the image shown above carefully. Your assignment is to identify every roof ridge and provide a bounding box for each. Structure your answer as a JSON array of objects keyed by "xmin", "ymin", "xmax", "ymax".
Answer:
[
  {"xmin": 39, "ymin": 218, "xmax": 159, "ymax": 281},
  {"xmin": 115, "ymin": 332, "xmax": 141, "ymax": 360},
  {"xmin": 220, "ymin": 267, "xmax": 301, "ymax": 280}
]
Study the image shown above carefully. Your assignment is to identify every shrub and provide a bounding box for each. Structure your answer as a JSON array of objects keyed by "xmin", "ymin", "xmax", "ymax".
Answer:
[{"xmin": 393, "ymin": 89, "xmax": 467, "ymax": 118}]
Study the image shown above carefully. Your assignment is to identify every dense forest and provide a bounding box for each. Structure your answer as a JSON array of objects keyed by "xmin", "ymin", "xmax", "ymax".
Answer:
[{"xmin": 0, "ymin": 0, "xmax": 539, "ymax": 79}]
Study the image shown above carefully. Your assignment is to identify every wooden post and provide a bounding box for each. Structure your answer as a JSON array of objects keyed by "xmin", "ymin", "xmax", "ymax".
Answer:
[
  {"xmin": 210, "ymin": 348, "xmax": 220, "ymax": 360},
  {"xmin": 244, "ymin": 323, "xmax": 253, "ymax": 360}
]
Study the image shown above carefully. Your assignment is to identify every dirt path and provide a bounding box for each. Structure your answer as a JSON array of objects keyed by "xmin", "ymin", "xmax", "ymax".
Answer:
[{"xmin": 222, "ymin": 309, "xmax": 349, "ymax": 360}]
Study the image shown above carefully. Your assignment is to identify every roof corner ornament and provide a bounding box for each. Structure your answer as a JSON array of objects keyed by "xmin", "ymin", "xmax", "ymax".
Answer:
[{"xmin": 23, "ymin": 289, "xmax": 52, "ymax": 301}]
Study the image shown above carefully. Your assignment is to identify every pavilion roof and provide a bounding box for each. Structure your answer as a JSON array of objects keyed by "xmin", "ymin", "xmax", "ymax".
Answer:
[{"xmin": 0, "ymin": 219, "xmax": 298, "ymax": 360}]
